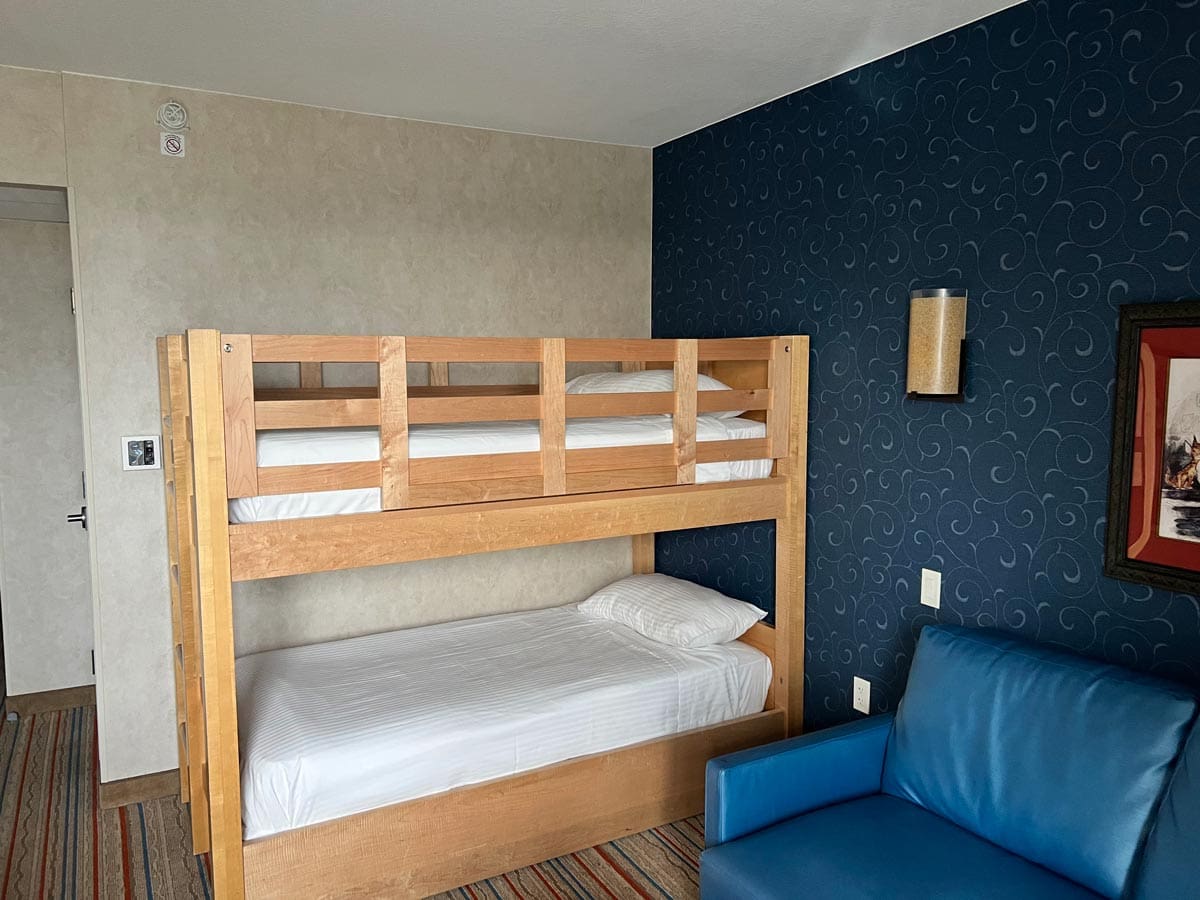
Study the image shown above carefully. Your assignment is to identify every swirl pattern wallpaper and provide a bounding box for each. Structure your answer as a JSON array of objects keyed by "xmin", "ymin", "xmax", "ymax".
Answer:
[{"xmin": 653, "ymin": 0, "xmax": 1200, "ymax": 729}]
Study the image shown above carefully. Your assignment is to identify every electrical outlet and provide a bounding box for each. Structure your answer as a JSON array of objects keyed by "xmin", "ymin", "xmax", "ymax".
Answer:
[
  {"xmin": 920, "ymin": 567, "xmax": 942, "ymax": 609},
  {"xmin": 853, "ymin": 676, "xmax": 871, "ymax": 715}
]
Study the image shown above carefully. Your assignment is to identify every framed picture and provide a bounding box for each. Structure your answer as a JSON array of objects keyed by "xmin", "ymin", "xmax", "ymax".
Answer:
[{"xmin": 1105, "ymin": 302, "xmax": 1200, "ymax": 594}]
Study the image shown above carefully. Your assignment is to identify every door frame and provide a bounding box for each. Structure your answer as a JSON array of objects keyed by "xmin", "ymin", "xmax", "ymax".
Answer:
[{"xmin": 66, "ymin": 186, "xmax": 108, "ymax": 752}]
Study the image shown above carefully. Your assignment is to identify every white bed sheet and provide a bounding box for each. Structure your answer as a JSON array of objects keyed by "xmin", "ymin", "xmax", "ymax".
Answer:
[
  {"xmin": 229, "ymin": 414, "xmax": 772, "ymax": 523},
  {"xmin": 237, "ymin": 604, "xmax": 771, "ymax": 840}
]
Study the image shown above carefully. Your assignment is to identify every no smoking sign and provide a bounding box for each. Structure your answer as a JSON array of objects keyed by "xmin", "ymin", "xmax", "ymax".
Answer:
[{"xmin": 160, "ymin": 132, "xmax": 186, "ymax": 158}]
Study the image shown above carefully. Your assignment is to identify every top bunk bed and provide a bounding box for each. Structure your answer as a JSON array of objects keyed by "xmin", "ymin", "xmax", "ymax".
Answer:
[
  {"xmin": 175, "ymin": 331, "xmax": 804, "ymax": 580},
  {"xmin": 156, "ymin": 330, "xmax": 809, "ymax": 900}
]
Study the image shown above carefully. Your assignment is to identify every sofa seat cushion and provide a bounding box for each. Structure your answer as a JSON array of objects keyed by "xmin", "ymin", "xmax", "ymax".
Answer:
[
  {"xmin": 882, "ymin": 625, "xmax": 1197, "ymax": 898},
  {"xmin": 700, "ymin": 795, "xmax": 1103, "ymax": 900}
]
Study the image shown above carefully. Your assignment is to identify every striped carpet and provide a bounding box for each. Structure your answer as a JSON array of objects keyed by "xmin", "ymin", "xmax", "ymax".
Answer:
[
  {"xmin": 0, "ymin": 706, "xmax": 211, "ymax": 899},
  {"xmin": 0, "ymin": 706, "xmax": 703, "ymax": 899},
  {"xmin": 428, "ymin": 818, "xmax": 703, "ymax": 900}
]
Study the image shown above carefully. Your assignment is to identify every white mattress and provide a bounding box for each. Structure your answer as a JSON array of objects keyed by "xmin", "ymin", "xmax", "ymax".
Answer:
[
  {"xmin": 229, "ymin": 414, "xmax": 772, "ymax": 522},
  {"xmin": 236, "ymin": 604, "xmax": 772, "ymax": 840}
]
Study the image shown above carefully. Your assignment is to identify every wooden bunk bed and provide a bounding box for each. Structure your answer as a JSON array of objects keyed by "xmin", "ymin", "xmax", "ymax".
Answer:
[{"xmin": 157, "ymin": 330, "xmax": 809, "ymax": 899}]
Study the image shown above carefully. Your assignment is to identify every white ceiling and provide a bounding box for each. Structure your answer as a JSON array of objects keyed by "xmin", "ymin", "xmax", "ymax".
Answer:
[{"xmin": 0, "ymin": 0, "xmax": 1021, "ymax": 147}]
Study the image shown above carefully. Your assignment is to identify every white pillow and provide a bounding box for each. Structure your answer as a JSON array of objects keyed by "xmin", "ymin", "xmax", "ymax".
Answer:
[
  {"xmin": 578, "ymin": 574, "xmax": 766, "ymax": 648},
  {"xmin": 564, "ymin": 370, "xmax": 744, "ymax": 418}
]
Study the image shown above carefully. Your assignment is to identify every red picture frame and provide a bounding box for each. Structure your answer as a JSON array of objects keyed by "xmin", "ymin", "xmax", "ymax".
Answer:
[{"xmin": 1106, "ymin": 302, "xmax": 1200, "ymax": 594}]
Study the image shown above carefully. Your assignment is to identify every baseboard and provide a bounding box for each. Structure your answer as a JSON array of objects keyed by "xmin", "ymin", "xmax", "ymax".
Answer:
[
  {"xmin": 99, "ymin": 768, "xmax": 181, "ymax": 810},
  {"xmin": 6, "ymin": 684, "xmax": 96, "ymax": 716}
]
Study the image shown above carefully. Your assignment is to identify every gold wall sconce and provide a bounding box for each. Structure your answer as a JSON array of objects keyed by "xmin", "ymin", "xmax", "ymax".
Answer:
[{"xmin": 907, "ymin": 289, "xmax": 967, "ymax": 400}]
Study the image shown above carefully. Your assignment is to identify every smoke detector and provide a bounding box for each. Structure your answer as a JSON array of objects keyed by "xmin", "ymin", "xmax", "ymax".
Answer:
[{"xmin": 156, "ymin": 100, "xmax": 189, "ymax": 131}]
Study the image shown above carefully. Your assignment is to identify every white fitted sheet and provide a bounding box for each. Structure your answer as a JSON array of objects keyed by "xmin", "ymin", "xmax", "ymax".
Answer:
[
  {"xmin": 237, "ymin": 604, "xmax": 772, "ymax": 840},
  {"xmin": 229, "ymin": 414, "xmax": 772, "ymax": 523}
]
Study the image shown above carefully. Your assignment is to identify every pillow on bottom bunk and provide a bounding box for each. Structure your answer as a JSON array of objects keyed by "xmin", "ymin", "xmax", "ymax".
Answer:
[{"xmin": 579, "ymin": 573, "xmax": 766, "ymax": 648}]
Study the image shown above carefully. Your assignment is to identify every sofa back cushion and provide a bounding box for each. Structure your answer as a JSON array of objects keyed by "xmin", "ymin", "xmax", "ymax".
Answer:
[
  {"xmin": 1132, "ymin": 718, "xmax": 1200, "ymax": 900},
  {"xmin": 882, "ymin": 625, "xmax": 1196, "ymax": 899}
]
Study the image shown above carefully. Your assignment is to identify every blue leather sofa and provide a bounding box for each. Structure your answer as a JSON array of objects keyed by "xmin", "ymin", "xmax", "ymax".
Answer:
[{"xmin": 702, "ymin": 624, "xmax": 1200, "ymax": 899}]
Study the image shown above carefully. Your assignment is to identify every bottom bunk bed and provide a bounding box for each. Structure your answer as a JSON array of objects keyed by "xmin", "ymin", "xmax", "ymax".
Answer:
[
  {"xmin": 244, "ymin": 713, "xmax": 783, "ymax": 899},
  {"xmin": 238, "ymin": 590, "xmax": 786, "ymax": 899},
  {"xmin": 238, "ymin": 603, "xmax": 773, "ymax": 840}
]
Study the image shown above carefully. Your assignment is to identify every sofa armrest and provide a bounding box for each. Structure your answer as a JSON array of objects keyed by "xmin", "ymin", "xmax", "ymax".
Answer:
[{"xmin": 705, "ymin": 712, "xmax": 895, "ymax": 847}]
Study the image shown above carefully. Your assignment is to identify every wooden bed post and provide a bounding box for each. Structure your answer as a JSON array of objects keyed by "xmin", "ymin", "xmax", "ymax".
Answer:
[
  {"xmin": 673, "ymin": 339, "xmax": 697, "ymax": 484},
  {"xmin": 158, "ymin": 335, "xmax": 212, "ymax": 853},
  {"xmin": 631, "ymin": 534, "xmax": 655, "ymax": 575},
  {"xmin": 187, "ymin": 329, "xmax": 247, "ymax": 900},
  {"xmin": 221, "ymin": 335, "xmax": 258, "ymax": 498},
  {"xmin": 620, "ymin": 359, "xmax": 657, "ymax": 577},
  {"xmin": 540, "ymin": 338, "xmax": 567, "ymax": 496},
  {"xmin": 766, "ymin": 334, "xmax": 794, "ymax": 460},
  {"xmin": 774, "ymin": 335, "xmax": 809, "ymax": 735},
  {"xmin": 157, "ymin": 339, "xmax": 189, "ymax": 802},
  {"xmin": 379, "ymin": 336, "xmax": 411, "ymax": 509},
  {"xmin": 299, "ymin": 362, "xmax": 323, "ymax": 389}
]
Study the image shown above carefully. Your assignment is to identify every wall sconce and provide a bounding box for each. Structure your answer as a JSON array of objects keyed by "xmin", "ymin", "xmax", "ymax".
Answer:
[{"xmin": 907, "ymin": 289, "xmax": 967, "ymax": 400}]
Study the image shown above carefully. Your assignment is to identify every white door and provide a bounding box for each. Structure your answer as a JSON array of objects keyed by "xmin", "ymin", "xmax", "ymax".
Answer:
[{"xmin": 0, "ymin": 211, "xmax": 95, "ymax": 696}]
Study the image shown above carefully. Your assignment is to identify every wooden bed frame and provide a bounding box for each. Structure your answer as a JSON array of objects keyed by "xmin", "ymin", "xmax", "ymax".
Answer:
[{"xmin": 157, "ymin": 330, "xmax": 809, "ymax": 899}]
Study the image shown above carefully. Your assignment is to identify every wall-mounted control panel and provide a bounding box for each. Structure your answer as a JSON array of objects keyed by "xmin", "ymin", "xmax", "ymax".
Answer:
[{"xmin": 122, "ymin": 435, "xmax": 161, "ymax": 470}]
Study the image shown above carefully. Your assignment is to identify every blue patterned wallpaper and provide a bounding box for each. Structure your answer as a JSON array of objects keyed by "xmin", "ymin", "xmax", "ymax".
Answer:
[{"xmin": 653, "ymin": 0, "xmax": 1200, "ymax": 729}]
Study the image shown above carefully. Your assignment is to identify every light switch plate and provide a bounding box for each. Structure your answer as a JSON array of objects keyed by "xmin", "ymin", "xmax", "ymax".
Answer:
[
  {"xmin": 921, "ymin": 567, "xmax": 942, "ymax": 609},
  {"xmin": 852, "ymin": 676, "xmax": 871, "ymax": 715},
  {"xmin": 122, "ymin": 435, "xmax": 162, "ymax": 470}
]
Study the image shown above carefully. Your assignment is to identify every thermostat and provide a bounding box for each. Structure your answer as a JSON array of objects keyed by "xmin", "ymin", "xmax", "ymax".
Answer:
[{"xmin": 123, "ymin": 435, "xmax": 162, "ymax": 470}]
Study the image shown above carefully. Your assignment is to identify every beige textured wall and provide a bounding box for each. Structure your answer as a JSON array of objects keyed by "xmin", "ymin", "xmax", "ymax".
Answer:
[
  {"xmin": 0, "ymin": 67, "xmax": 67, "ymax": 187},
  {"xmin": 0, "ymin": 220, "xmax": 94, "ymax": 695},
  {"xmin": 58, "ymin": 75, "xmax": 650, "ymax": 780}
]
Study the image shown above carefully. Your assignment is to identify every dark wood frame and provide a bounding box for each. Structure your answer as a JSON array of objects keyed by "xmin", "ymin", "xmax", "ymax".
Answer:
[{"xmin": 1104, "ymin": 301, "xmax": 1200, "ymax": 594}]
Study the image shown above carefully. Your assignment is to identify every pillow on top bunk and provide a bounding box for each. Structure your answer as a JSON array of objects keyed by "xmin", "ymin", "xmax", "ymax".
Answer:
[
  {"xmin": 564, "ymin": 370, "xmax": 744, "ymax": 418},
  {"xmin": 578, "ymin": 574, "xmax": 766, "ymax": 648}
]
